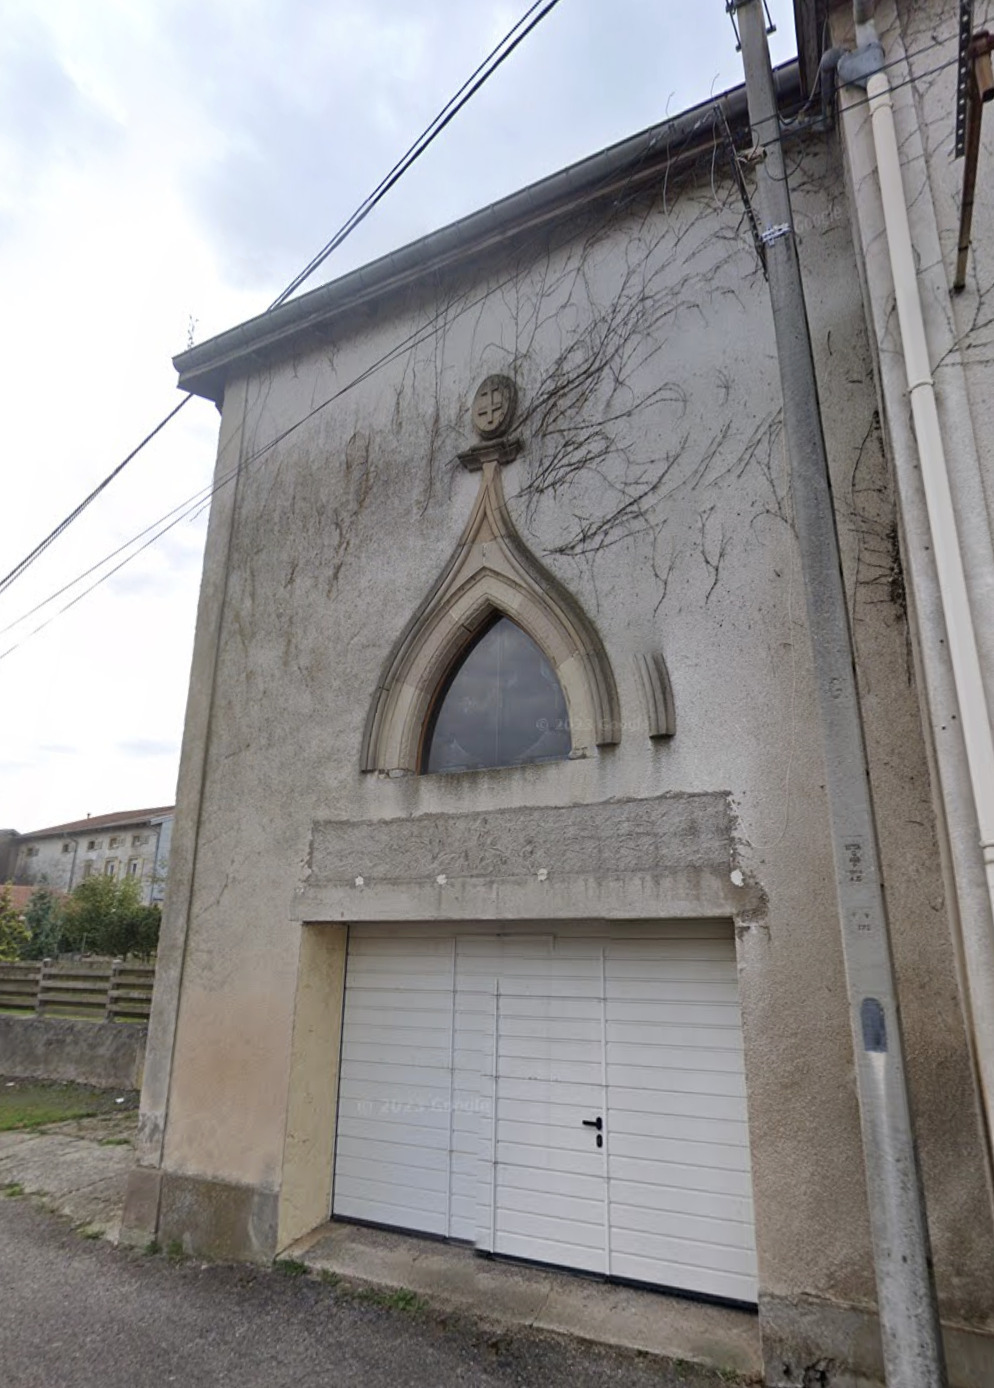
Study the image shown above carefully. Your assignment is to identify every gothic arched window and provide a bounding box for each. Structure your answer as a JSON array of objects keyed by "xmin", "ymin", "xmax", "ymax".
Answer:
[{"xmin": 421, "ymin": 615, "xmax": 571, "ymax": 774}]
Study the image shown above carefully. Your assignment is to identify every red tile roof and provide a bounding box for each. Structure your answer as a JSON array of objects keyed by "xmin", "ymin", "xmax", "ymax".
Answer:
[{"xmin": 18, "ymin": 807, "xmax": 174, "ymax": 840}]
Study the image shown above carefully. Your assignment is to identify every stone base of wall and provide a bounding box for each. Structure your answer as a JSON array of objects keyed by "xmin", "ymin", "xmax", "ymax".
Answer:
[
  {"xmin": 760, "ymin": 1292, "xmax": 994, "ymax": 1388},
  {"xmin": 0, "ymin": 1016, "xmax": 146, "ymax": 1090},
  {"xmin": 120, "ymin": 1167, "xmax": 278, "ymax": 1263}
]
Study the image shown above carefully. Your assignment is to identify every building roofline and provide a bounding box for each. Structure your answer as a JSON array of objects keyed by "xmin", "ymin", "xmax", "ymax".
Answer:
[
  {"xmin": 175, "ymin": 61, "xmax": 802, "ymax": 405},
  {"xmin": 17, "ymin": 807, "xmax": 175, "ymax": 840}
]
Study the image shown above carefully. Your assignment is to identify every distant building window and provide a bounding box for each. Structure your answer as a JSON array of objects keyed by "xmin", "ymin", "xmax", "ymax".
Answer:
[
  {"xmin": 87, "ymin": 840, "xmax": 97, "ymax": 851},
  {"xmin": 108, "ymin": 836, "xmax": 122, "ymax": 849},
  {"xmin": 127, "ymin": 859, "xmax": 141, "ymax": 876},
  {"xmin": 62, "ymin": 842, "xmax": 73, "ymax": 854},
  {"xmin": 105, "ymin": 860, "xmax": 118, "ymax": 878},
  {"xmin": 82, "ymin": 862, "xmax": 94, "ymax": 879},
  {"xmin": 25, "ymin": 846, "xmax": 39, "ymax": 857}
]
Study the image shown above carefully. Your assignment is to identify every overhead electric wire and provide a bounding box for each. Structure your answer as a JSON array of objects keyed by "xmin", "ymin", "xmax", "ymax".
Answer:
[
  {"xmin": 3, "ymin": 22, "xmax": 959, "ymax": 662},
  {"xmin": 0, "ymin": 0, "xmax": 563, "ymax": 605},
  {"xmin": 0, "ymin": 395, "xmax": 192, "ymax": 600},
  {"xmin": 1, "ymin": 115, "xmax": 672, "ymax": 663},
  {"xmin": 270, "ymin": 0, "xmax": 563, "ymax": 308}
]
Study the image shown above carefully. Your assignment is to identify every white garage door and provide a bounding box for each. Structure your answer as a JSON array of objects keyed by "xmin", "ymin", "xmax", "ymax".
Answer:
[{"xmin": 333, "ymin": 923, "xmax": 756, "ymax": 1303}]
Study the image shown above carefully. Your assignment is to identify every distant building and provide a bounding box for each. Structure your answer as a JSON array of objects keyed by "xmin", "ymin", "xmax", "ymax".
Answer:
[{"xmin": 8, "ymin": 807, "xmax": 173, "ymax": 907}]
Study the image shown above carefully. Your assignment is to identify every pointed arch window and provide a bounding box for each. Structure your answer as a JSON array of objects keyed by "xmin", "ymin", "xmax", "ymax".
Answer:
[{"xmin": 421, "ymin": 615, "xmax": 571, "ymax": 774}]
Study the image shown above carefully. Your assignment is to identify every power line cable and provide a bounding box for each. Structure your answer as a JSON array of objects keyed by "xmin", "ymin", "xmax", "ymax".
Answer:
[
  {"xmin": 0, "ymin": 0, "xmax": 563, "ymax": 602},
  {"xmin": 0, "ymin": 396, "xmax": 192, "ymax": 600},
  {"xmin": 4, "ymin": 30, "xmax": 962, "ymax": 660},
  {"xmin": 271, "ymin": 0, "xmax": 562, "ymax": 308},
  {"xmin": 1, "ymin": 125, "xmax": 673, "ymax": 660}
]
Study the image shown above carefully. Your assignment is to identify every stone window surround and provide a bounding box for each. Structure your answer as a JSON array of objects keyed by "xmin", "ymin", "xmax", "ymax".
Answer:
[{"xmin": 361, "ymin": 461, "xmax": 621, "ymax": 774}]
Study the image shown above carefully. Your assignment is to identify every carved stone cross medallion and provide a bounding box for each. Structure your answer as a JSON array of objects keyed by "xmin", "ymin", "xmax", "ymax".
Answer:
[{"xmin": 471, "ymin": 374, "xmax": 517, "ymax": 439}]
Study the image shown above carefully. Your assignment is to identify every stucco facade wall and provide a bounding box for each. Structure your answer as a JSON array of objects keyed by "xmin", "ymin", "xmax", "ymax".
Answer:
[{"xmin": 129, "ymin": 121, "xmax": 992, "ymax": 1379}]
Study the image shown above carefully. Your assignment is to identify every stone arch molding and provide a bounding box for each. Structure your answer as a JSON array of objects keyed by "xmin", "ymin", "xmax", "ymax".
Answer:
[{"xmin": 361, "ymin": 461, "xmax": 622, "ymax": 773}]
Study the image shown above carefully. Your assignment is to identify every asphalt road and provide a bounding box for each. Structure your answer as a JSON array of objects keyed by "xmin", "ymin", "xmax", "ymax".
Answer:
[{"xmin": 0, "ymin": 1196, "xmax": 738, "ymax": 1388}]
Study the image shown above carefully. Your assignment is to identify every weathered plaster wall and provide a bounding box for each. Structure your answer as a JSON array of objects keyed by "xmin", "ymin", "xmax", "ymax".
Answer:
[
  {"xmin": 130, "ymin": 120, "xmax": 990, "ymax": 1375},
  {"xmin": 0, "ymin": 1016, "xmax": 146, "ymax": 1089}
]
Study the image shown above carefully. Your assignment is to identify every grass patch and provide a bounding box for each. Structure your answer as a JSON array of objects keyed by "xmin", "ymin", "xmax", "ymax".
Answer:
[
  {"xmin": 144, "ymin": 1238, "xmax": 161, "ymax": 1256},
  {"xmin": 3, "ymin": 1182, "xmax": 24, "ymax": 1197},
  {"xmin": 274, "ymin": 1257, "xmax": 309, "ymax": 1278},
  {"xmin": 318, "ymin": 1269, "xmax": 340, "ymax": 1287},
  {"xmin": 165, "ymin": 1239, "xmax": 186, "ymax": 1262},
  {"xmin": 78, "ymin": 1226, "xmax": 103, "ymax": 1240},
  {"xmin": 0, "ymin": 1078, "xmax": 138, "ymax": 1132},
  {"xmin": 357, "ymin": 1285, "xmax": 426, "ymax": 1313}
]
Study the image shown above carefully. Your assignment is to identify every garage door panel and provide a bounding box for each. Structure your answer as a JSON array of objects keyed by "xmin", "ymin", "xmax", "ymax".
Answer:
[
  {"xmin": 343, "ymin": 1040, "xmax": 453, "ymax": 1068},
  {"xmin": 496, "ymin": 1207, "xmax": 606, "ymax": 1251},
  {"xmin": 611, "ymin": 1171, "xmax": 753, "ymax": 1218},
  {"xmin": 346, "ymin": 953, "xmax": 452, "ymax": 978},
  {"xmin": 344, "ymin": 1020, "xmax": 453, "ymax": 1048},
  {"xmin": 611, "ymin": 1225, "xmax": 757, "ymax": 1277},
  {"xmin": 609, "ymin": 1108, "xmax": 749, "ymax": 1146},
  {"xmin": 496, "ymin": 1016, "xmax": 603, "ymax": 1043},
  {"xmin": 610, "ymin": 1154, "xmax": 753, "ymax": 1196},
  {"xmin": 497, "ymin": 1183, "xmax": 604, "ymax": 1222},
  {"xmin": 334, "ymin": 1159, "xmax": 448, "ymax": 1206},
  {"xmin": 608, "ymin": 1004, "xmax": 744, "ymax": 1032},
  {"xmin": 498, "ymin": 1119, "xmax": 602, "ymax": 1154},
  {"xmin": 495, "ymin": 1231, "xmax": 605, "ymax": 1273},
  {"xmin": 346, "ymin": 988, "xmax": 456, "ymax": 1014},
  {"xmin": 338, "ymin": 1076, "xmax": 452, "ymax": 1109},
  {"xmin": 608, "ymin": 1025, "xmax": 746, "ymax": 1055},
  {"xmin": 608, "ymin": 1070, "xmax": 747, "ymax": 1107},
  {"xmin": 493, "ymin": 1097, "xmax": 605, "ymax": 1131},
  {"xmin": 497, "ymin": 1035, "xmax": 601, "ymax": 1064},
  {"xmin": 492, "ymin": 1076, "xmax": 604, "ymax": 1108},
  {"xmin": 608, "ymin": 1133, "xmax": 750, "ymax": 1172},
  {"xmin": 497, "ymin": 1139, "xmax": 604, "ymax": 1179},
  {"xmin": 607, "ymin": 943, "xmax": 738, "ymax": 971},
  {"xmin": 498, "ymin": 1055, "xmax": 603, "ymax": 1085},
  {"xmin": 607, "ymin": 1050, "xmax": 745, "ymax": 1080},
  {"xmin": 610, "ymin": 993, "xmax": 744, "ymax": 1016},
  {"xmin": 341, "ymin": 1059, "xmax": 453, "ymax": 1090},
  {"xmin": 339, "ymin": 1112, "xmax": 452, "ymax": 1146},
  {"xmin": 495, "ymin": 995, "xmax": 607, "ymax": 1022},
  {"xmin": 609, "ymin": 1250, "xmax": 756, "ymax": 1301},
  {"xmin": 611, "ymin": 1201, "xmax": 756, "ymax": 1249},
  {"xmin": 486, "ymin": 976, "xmax": 603, "ymax": 999},
  {"xmin": 611, "ymin": 1176, "xmax": 753, "ymax": 1224},
  {"xmin": 334, "ymin": 1192, "xmax": 448, "ymax": 1236},
  {"xmin": 337, "ymin": 1133, "xmax": 450, "ymax": 1172},
  {"xmin": 497, "ymin": 1163, "xmax": 605, "ymax": 1203}
]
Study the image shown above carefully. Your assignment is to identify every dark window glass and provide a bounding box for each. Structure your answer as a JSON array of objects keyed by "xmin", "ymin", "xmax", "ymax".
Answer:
[{"xmin": 423, "ymin": 616, "xmax": 571, "ymax": 774}]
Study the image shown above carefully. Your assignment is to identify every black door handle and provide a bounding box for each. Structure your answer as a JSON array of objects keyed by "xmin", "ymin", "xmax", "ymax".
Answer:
[{"xmin": 581, "ymin": 1116, "xmax": 603, "ymax": 1131}]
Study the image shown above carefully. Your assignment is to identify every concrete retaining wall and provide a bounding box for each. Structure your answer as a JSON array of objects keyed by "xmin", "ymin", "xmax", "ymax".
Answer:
[{"xmin": 0, "ymin": 1016, "xmax": 146, "ymax": 1089}]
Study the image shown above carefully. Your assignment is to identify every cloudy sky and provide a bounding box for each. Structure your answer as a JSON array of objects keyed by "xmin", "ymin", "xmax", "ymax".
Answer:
[{"xmin": 0, "ymin": 0, "xmax": 796, "ymax": 832}]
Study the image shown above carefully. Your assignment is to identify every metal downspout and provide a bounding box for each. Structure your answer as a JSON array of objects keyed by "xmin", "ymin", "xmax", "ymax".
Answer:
[
  {"xmin": 733, "ymin": 5, "xmax": 946, "ymax": 1383},
  {"xmin": 847, "ymin": 1, "xmax": 994, "ymax": 1152}
]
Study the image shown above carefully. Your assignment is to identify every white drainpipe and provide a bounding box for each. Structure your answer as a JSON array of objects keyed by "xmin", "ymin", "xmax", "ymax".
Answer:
[{"xmin": 846, "ymin": 4, "xmax": 994, "ymax": 1129}]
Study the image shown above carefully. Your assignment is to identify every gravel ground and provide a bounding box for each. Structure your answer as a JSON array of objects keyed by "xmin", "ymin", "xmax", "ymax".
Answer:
[{"xmin": 0, "ymin": 1195, "xmax": 747, "ymax": 1388}]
